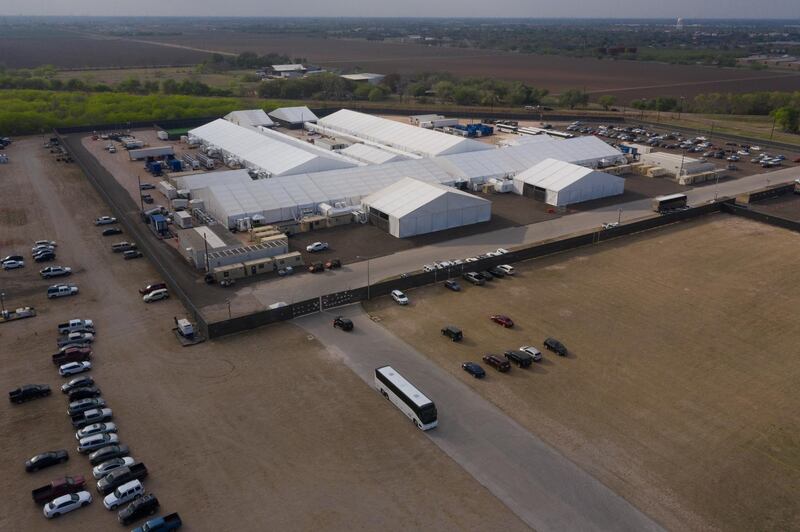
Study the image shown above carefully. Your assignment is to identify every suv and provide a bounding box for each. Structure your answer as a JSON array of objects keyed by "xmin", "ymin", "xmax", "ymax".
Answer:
[
  {"xmin": 482, "ymin": 354, "xmax": 510, "ymax": 373},
  {"xmin": 440, "ymin": 325, "xmax": 463, "ymax": 342},
  {"xmin": 333, "ymin": 316, "xmax": 353, "ymax": 331},
  {"xmin": 444, "ymin": 280, "xmax": 461, "ymax": 291},
  {"xmin": 504, "ymin": 350, "xmax": 533, "ymax": 368},
  {"xmin": 544, "ymin": 337, "xmax": 568, "ymax": 356},
  {"xmin": 118, "ymin": 493, "xmax": 160, "ymax": 526},
  {"xmin": 462, "ymin": 272, "xmax": 485, "ymax": 286},
  {"xmin": 139, "ymin": 282, "xmax": 166, "ymax": 295}
]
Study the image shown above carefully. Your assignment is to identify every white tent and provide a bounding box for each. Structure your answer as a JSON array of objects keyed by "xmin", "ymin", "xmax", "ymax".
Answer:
[
  {"xmin": 224, "ymin": 109, "xmax": 274, "ymax": 129},
  {"xmin": 361, "ymin": 177, "xmax": 491, "ymax": 238},
  {"xmin": 268, "ymin": 106, "xmax": 319, "ymax": 126},
  {"xmin": 339, "ymin": 143, "xmax": 406, "ymax": 165},
  {"xmin": 318, "ymin": 109, "xmax": 494, "ymax": 158},
  {"xmin": 512, "ymin": 159, "xmax": 624, "ymax": 207}
]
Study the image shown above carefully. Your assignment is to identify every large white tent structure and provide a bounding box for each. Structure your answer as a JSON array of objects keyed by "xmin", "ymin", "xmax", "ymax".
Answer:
[
  {"xmin": 361, "ymin": 178, "xmax": 491, "ymax": 238},
  {"xmin": 224, "ymin": 109, "xmax": 274, "ymax": 129},
  {"xmin": 318, "ymin": 109, "xmax": 494, "ymax": 158},
  {"xmin": 188, "ymin": 119, "xmax": 356, "ymax": 177},
  {"xmin": 512, "ymin": 159, "xmax": 625, "ymax": 206},
  {"xmin": 267, "ymin": 106, "xmax": 319, "ymax": 128},
  {"xmin": 339, "ymin": 143, "xmax": 407, "ymax": 165}
]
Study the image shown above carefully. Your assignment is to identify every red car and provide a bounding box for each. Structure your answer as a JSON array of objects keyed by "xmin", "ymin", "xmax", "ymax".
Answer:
[{"xmin": 490, "ymin": 315, "xmax": 514, "ymax": 328}]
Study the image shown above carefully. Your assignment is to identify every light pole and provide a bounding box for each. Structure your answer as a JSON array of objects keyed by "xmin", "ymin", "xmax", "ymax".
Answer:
[
  {"xmin": 617, "ymin": 209, "xmax": 622, "ymax": 224},
  {"xmin": 225, "ymin": 299, "xmax": 231, "ymax": 319},
  {"xmin": 0, "ymin": 291, "xmax": 5, "ymax": 314},
  {"xmin": 356, "ymin": 255, "xmax": 373, "ymax": 300},
  {"xmin": 137, "ymin": 174, "xmax": 144, "ymax": 213}
]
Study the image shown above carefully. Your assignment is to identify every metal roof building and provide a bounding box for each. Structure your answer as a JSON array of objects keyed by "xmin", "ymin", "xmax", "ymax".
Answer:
[
  {"xmin": 361, "ymin": 177, "xmax": 491, "ymax": 238},
  {"xmin": 224, "ymin": 109, "xmax": 275, "ymax": 129},
  {"xmin": 341, "ymin": 73, "xmax": 386, "ymax": 85},
  {"xmin": 317, "ymin": 109, "xmax": 494, "ymax": 158},
  {"xmin": 267, "ymin": 106, "xmax": 319, "ymax": 128},
  {"xmin": 339, "ymin": 143, "xmax": 407, "ymax": 165},
  {"xmin": 188, "ymin": 119, "xmax": 355, "ymax": 177},
  {"xmin": 512, "ymin": 158, "xmax": 625, "ymax": 207}
]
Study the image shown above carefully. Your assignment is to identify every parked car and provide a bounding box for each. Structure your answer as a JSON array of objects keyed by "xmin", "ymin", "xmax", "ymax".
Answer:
[
  {"xmin": 58, "ymin": 319, "xmax": 94, "ymax": 334},
  {"xmin": 308, "ymin": 262, "xmax": 325, "ymax": 273},
  {"xmin": 59, "ymin": 361, "xmax": 92, "ymax": 377},
  {"xmin": 32, "ymin": 244, "xmax": 55, "ymax": 254},
  {"xmin": 519, "ymin": 345, "xmax": 543, "ymax": 362},
  {"xmin": 95, "ymin": 216, "xmax": 117, "ymax": 225},
  {"xmin": 102, "ymin": 227, "xmax": 123, "ymax": 236},
  {"xmin": 482, "ymin": 354, "xmax": 511, "ymax": 373},
  {"xmin": 123, "ymin": 250, "xmax": 143, "ymax": 260},
  {"xmin": 138, "ymin": 282, "xmax": 166, "ymax": 295},
  {"xmin": 132, "ymin": 513, "xmax": 182, "ymax": 532},
  {"xmin": 111, "ymin": 242, "xmax": 137, "ymax": 253},
  {"xmin": 67, "ymin": 385, "xmax": 101, "ymax": 402},
  {"xmin": 92, "ymin": 457, "xmax": 135, "ymax": 480},
  {"xmin": 76, "ymin": 422, "xmax": 117, "ymax": 441},
  {"xmin": 462, "ymin": 272, "xmax": 485, "ymax": 286},
  {"xmin": 118, "ymin": 493, "xmax": 160, "ymax": 526},
  {"xmin": 504, "ymin": 350, "xmax": 534, "ymax": 368},
  {"xmin": 139, "ymin": 183, "xmax": 156, "ymax": 190},
  {"xmin": 143, "ymin": 288, "xmax": 169, "ymax": 303},
  {"xmin": 61, "ymin": 376, "xmax": 94, "ymax": 394},
  {"xmin": 53, "ymin": 347, "xmax": 92, "ymax": 366},
  {"xmin": 9, "ymin": 384, "xmax": 51, "ymax": 404},
  {"xmin": 496, "ymin": 264, "xmax": 515, "ymax": 275},
  {"xmin": 2, "ymin": 254, "xmax": 23, "ymax": 263},
  {"xmin": 67, "ymin": 397, "xmax": 106, "ymax": 417},
  {"xmin": 444, "ymin": 280, "xmax": 461, "ymax": 291},
  {"xmin": 33, "ymin": 239, "xmax": 56, "ymax": 247},
  {"xmin": 43, "ymin": 491, "xmax": 92, "ymax": 519},
  {"xmin": 487, "ymin": 266, "xmax": 506, "ymax": 278},
  {"xmin": 441, "ymin": 325, "xmax": 463, "ymax": 342},
  {"xmin": 543, "ymin": 337, "xmax": 568, "ymax": 356},
  {"xmin": 25, "ymin": 450, "xmax": 69, "ymax": 472},
  {"xmin": 78, "ymin": 433, "xmax": 119, "ymax": 454},
  {"xmin": 98, "ymin": 463, "xmax": 148, "ymax": 495},
  {"xmin": 490, "ymin": 315, "xmax": 514, "ymax": 328},
  {"xmin": 34, "ymin": 251, "xmax": 56, "ymax": 263},
  {"xmin": 461, "ymin": 362, "xmax": 486, "ymax": 379},
  {"xmin": 59, "ymin": 331, "xmax": 94, "ymax": 346},
  {"xmin": 2, "ymin": 259, "xmax": 24, "ymax": 270},
  {"xmin": 103, "ymin": 479, "xmax": 143, "ymax": 510},
  {"xmin": 72, "ymin": 408, "xmax": 113, "ymax": 429},
  {"xmin": 479, "ymin": 270, "xmax": 495, "ymax": 282},
  {"xmin": 306, "ymin": 242, "xmax": 328, "ymax": 253},
  {"xmin": 47, "ymin": 284, "xmax": 79, "ymax": 299},
  {"xmin": 40, "ymin": 266, "xmax": 71, "ymax": 279},
  {"xmin": 333, "ymin": 316, "xmax": 353, "ymax": 331},
  {"xmin": 32, "ymin": 476, "xmax": 86, "ymax": 504},
  {"xmin": 391, "ymin": 290, "xmax": 409, "ymax": 305},
  {"xmin": 89, "ymin": 444, "xmax": 130, "ymax": 466}
]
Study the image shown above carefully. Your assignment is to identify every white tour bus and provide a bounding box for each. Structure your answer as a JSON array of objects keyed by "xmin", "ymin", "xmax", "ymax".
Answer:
[{"xmin": 374, "ymin": 365, "xmax": 438, "ymax": 431}]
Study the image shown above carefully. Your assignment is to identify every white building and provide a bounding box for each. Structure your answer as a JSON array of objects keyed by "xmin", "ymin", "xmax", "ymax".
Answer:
[
  {"xmin": 224, "ymin": 109, "xmax": 275, "ymax": 129},
  {"xmin": 362, "ymin": 177, "xmax": 491, "ymax": 238},
  {"xmin": 341, "ymin": 73, "xmax": 386, "ymax": 85},
  {"xmin": 512, "ymin": 159, "xmax": 625, "ymax": 207},
  {"xmin": 318, "ymin": 109, "xmax": 493, "ymax": 158},
  {"xmin": 188, "ymin": 119, "xmax": 354, "ymax": 177},
  {"xmin": 268, "ymin": 106, "xmax": 319, "ymax": 129},
  {"xmin": 640, "ymin": 152, "xmax": 716, "ymax": 178},
  {"xmin": 270, "ymin": 64, "xmax": 306, "ymax": 78}
]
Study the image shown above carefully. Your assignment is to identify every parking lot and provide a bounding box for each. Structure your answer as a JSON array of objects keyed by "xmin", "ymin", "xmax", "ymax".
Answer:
[
  {"xmin": 364, "ymin": 214, "xmax": 800, "ymax": 531},
  {"xmin": 0, "ymin": 137, "xmax": 528, "ymax": 531}
]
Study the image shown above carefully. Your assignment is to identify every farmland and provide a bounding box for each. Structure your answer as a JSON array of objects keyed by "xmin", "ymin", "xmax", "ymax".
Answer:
[{"xmin": 364, "ymin": 215, "xmax": 800, "ymax": 531}]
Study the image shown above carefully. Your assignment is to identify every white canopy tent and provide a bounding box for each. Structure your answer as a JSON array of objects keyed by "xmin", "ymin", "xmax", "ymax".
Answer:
[
  {"xmin": 512, "ymin": 158, "xmax": 625, "ymax": 206},
  {"xmin": 224, "ymin": 109, "xmax": 274, "ymax": 129}
]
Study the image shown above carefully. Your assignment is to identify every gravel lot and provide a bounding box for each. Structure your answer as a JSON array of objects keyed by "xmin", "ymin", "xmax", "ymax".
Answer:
[
  {"xmin": 365, "ymin": 214, "xmax": 800, "ymax": 531},
  {"xmin": 0, "ymin": 137, "xmax": 528, "ymax": 532}
]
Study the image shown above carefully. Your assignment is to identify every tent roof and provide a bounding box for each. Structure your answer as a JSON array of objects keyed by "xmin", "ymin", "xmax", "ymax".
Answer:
[
  {"xmin": 339, "ymin": 143, "xmax": 405, "ymax": 165},
  {"xmin": 318, "ymin": 109, "xmax": 493, "ymax": 157},
  {"xmin": 362, "ymin": 177, "xmax": 489, "ymax": 218},
  {"xmin": 224, "ymin": 109, "xmax": 274, "ymax": 128},
  {"xmin": 268, "ymin": 106, "xmax": 319, "ymax": 124},
  {"xmin": 188, "ymin": 119, "xmax": 352, "ymax": 176},
  {"xmin": 271, "ymin": 64, "xmax": 306, "ymax": 72},
  {"xmin": 515, "ymin": 158, "xmax": 619, "ymax": 191}
]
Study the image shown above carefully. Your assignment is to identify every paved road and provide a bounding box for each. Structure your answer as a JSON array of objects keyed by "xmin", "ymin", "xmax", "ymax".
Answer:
[
  {"xmin": 299, "ymin": 306, "xmax": 664, "ymax": 532},
  {"xmin": 249, "ymin": 167, "xmax": 799, "ymax": 308}
]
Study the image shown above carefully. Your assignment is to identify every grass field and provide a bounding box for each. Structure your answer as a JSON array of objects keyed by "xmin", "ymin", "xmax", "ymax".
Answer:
[{"xmin": 365, "ymin": 214, "xmax": 800, "ymax": 531}]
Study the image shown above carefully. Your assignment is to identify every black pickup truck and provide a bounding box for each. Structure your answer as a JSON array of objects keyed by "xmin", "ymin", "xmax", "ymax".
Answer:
[
  {"xmin": 97, "ymin": 463, "xmax": 148, "ymax": 495},
  {"xmin": 9, "ymin": 384, "xmax": 51, "ymax": 404}
]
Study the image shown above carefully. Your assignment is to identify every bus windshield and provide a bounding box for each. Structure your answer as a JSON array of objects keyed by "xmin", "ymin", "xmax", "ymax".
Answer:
[{"xmin": 418, "ymin": 403, "xmax": 438, "ymax": 424}]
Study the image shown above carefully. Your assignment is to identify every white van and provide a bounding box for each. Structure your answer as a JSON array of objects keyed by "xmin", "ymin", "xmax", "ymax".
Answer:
[{"xmin": 103, "ymin": 479, "xmax": 143, "ymax": 510}]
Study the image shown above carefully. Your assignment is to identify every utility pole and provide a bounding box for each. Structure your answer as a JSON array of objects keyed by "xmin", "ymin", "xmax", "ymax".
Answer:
[
  {"xmin": 0, "ymin": 291, "xmax": 5, "ymax": 314},
  {"xmin": 618, "ymin": 209, "xmax": 622, "ymax": 224},
  {"xmin": 356, "ymin": 255, "xmax": 373, "ymax": 300},
  {"xmin": 137, "ymin": 175, "xmax": 144, "ymax": 213}
]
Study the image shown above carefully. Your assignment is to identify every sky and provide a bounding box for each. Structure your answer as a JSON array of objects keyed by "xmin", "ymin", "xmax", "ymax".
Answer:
[{"xmin": 1, "ymin": 0, "xmax": 799, "ymax": 18}]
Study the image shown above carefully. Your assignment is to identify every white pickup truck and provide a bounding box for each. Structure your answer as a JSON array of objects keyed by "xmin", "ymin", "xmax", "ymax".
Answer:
[
  {"xmin": 58, "ymin": 319, "xmax": 94, "ymax": 334},
  {"xmin": 47, "ymin": 284, "xmax": 79, "ymax": 299}
]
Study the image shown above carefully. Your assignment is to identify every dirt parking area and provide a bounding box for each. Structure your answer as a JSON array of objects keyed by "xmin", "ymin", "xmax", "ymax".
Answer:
[
  {"xmin": 365, "ymin": 214, "xmax": 800, "ymax": 531},
  {"xmin": 0, "ymin": 137, "xmax": 528, "ymax": 532},
  {"xmin": 751, "ymin": 192, "xmax": 800, "ymax": 222}
]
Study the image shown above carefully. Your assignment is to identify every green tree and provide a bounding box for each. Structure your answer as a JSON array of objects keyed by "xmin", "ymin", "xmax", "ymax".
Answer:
[
  {"xmin": 353, "ymin": 83, "xmax": 373, "ymax": 100},
  {"xmin": 598, "ymin": 95, "xmax": 616, "ymax": 111},
  {"xmin": 558, "ymin": 89, "xmax": 589, "ymax": 109},
  {"xmin": 433, "ymin": 80, "xmax": 455, "ymax": 102},
  {"xmin": 367, "ymin": 86, "xmax": 387, "ymax": 102},
  {"xmin": 772, "ymin": 106, "xmax": 800, "ymax": 133},
  {"xmin": 453, "ymin": 86, "xmax": 480, "ymax": 106}
]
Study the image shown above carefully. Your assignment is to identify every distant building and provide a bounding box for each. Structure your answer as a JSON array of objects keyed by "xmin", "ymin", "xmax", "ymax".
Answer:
[
  {"xmin": 341, "ymin": 73, "xmax": 386, "ymax": 85},
  {"xmin": 270, "ymin": 64, "xmax": 306, "ymax": 78},
  {"xmin": 676, "ymin": 17, "xmax": 685, "ymax": 31}
]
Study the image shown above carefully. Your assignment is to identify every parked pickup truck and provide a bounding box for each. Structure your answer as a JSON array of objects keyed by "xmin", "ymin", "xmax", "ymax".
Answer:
[
  {"xmin": 57, "ymin": 332, "xmax": 94, "ymax": 348},
  {"xmin": 111, "ymin": 242, "xmax": 137, "ymax": 253},
  {"xmin": 9, "ymin": 384, "xmax": 51, "ymax": 404},
  {"xmin": 47, "ymin": 284, "xmax": 78, "ymax": 299},
  {"xmin": 72, "ymin": 408, "xmax": 113, "ymax": 429},
  {"xmin": 58, "ymin": 319, "xmax": 94, "ymax": 334},
  {"xmin": 31, "ymin": 475, "xmax": 86, "ymax": 504},
  {"xmin": 97, "ymin": 463, "xmax": 148, "ymax": 495},
  {"xmin": 133, "ymin": 512, "xmax": 182, "ymax": 532},
  {"xmin": 52, "ymin": 347, "xmax": 92, "ymax": 366}
]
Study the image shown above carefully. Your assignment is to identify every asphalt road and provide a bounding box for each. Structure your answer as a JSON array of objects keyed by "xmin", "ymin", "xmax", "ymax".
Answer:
[
  {"xmin": 299, "ymin": 306, "xmax": 664, "ymax": 532},
  {"xmin": 249, "ymin": 167, "xmax": 800, "ymax": 308}
]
